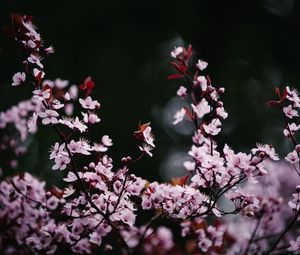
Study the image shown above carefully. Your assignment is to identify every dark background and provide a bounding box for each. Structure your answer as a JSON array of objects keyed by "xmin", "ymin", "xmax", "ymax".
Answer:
[{"xmin": 0, "ymin": 0, "xmax": 299, "ymax": 184}]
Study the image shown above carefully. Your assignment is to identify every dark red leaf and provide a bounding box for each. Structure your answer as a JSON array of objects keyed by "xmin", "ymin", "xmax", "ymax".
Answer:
[{"xmin": 168, "ymin": 74, "xmax": 184, "ymax": 80}]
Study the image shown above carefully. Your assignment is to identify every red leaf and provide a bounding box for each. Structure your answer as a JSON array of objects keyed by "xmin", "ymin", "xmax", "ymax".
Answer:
[
  {"xmin": 84, "ymin": 76, "xmax": 95, "ymax": 90},
  {"xmin": 35, "ymin": 71, "xmax": 43, "ymax": 86},
  {"xmin": 266, "ymin": 100, "xmax": 279, "ymax": 107},
  {"xmin": 168, "ymin": 74, "xmax": 184, "ymax": 80},
  {"xmin": 187, "ymin": 44, "xmax": 193, "ymax": 59},
  {"xmin": 170, "ymin": 175, "xmax": 189, "ymax": 186},
  {"xmin": 171, "ymin": 61, "xmax": 183, "ymax": 73}
]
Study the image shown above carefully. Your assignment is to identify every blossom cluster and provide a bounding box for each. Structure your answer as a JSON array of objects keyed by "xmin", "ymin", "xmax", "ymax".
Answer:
[
  {"xmin": 0, "ymin": 97, "xmax": 43, "ymax": 171},
  {"xmin": 0, "ymin": 14, "xmax": 300, "ymax": 255},
  {"xmin": 268, "ymin": 87, "xmax": 300, "ymax": 173}
]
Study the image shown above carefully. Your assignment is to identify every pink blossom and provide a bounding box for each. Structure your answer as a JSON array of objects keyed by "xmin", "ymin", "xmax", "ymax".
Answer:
[
  {"xmin": 44, "ymin": 46, "xmax": 55, "ymax": 55},
  {"xmin": 283, "ymin": 122, "xmax": 300, "ymax": 137},
  {"xmin": 52, "ymin": 155, "xmax": 70, "ymax": 170},
  {"xmin": 286, "ymin": 86, "xmax": 300, "ymax": 108},
  {"xmin": 171, "ymin": 46, "xmax": 183, "ymax": 58},
  {"xmin": 194, "ymin": 75, "xmax": 207, "ymax": 91},
  {"xmin": 216, "ymin": 106, "xmax": 228, "ymax": 119},
  {"xmin": 143, "ymin": 126, "xmax": 155, "ymax": 147},
  {"xmin": 251, "ymin": 143, "xmax": 279, "ymax": 161},
  {"xmin": 72, "ymin": 117, "xmax": 88, "ymax": 133},
  {"xmin": 33, "ymin": 68, "xmax": 45, "ymax": 79},
  {"xmin": 28, "ymin": 54, "xmax": 43, "ymax": 68},
  {"xmin": 283, "ymin": 105, "xmax": 298, "ymax": 119},
  {"xmin": 47, "ymin": 195, "xmax": 60, "ymax": 210},
  {"xmin": 177, "ymin": 86, "xmax": 187, "ymax": 97},
  {"xmin": 203, "ymin": 118, "xmax": 222, "ymax": 136},
  {"xmin": 191, "ymin": 98, "xmax": 210, "ymax": 119},
  {"xmin": 63, "ymin": 185, "xmax": 75, "ymax": 198},
  {"xmin": 39, "ymin": 110, "xmax": 59, "ymax": 125},
  {"xmin": 183, "ymin": 161, "xmax": 195, "ymax": 172},
  {"xmin": 79, "ymin": 96, "xmax": 100, "ymax": 110},
  {"xmin": 33, "ymin": 89, "xmax": 51, "ymax": 100},
  {"xmin": 288, "ymin": 186, "xmax": 300, "ymax": 211},
  {"xmin": 196, "ymin": 59, "xmax": 208, "ymax": 71},
  {"xmin": 139, "ymin": 144, "xmax": 153, "ymax": 157},
  {"xmin": 28, "ymin": 112, "xmax": 38, "ymax": 133},
  {"xmin": 82, "ymin": 112, "xmax": 101, "ymax": 124},
  {"xmin": 12, "ymin": 72, "xmax": 26, "ymax": 86},
  {"xmin": 173, "ymin": 108, "xmax": 186, "ymax": 125},
  {"xmin": 285, "ymin": 150, "xmax": 300, "ymax": 164},
  {"xmin": 289, "ymin": 236, "xmax": 300, "ymax": 251},
  {"xmin": 67, "ymin": 139, "xmax": 92, "ymax": 155},
  {"xmin": 102, "ymin": 135, "xmax": 113, "ymax": 147}
]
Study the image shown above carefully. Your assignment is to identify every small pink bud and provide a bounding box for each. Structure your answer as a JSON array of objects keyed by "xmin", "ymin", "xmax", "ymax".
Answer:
[
  {"xmin": 219, "ymin": 87, "xmax": 225, "ymax": 93},
  {"xmin": 89, "ymin": 162, "xmax": 96, "ymax": 169},
  {"xmin": 121, "ymin": 157, "xmax": 128, "ymax": 164}
]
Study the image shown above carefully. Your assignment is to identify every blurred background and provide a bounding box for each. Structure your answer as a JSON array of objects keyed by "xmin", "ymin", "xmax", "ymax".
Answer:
[{"xmin": 0, "ymin": 0, "xmax": 299, "ymax": 184}]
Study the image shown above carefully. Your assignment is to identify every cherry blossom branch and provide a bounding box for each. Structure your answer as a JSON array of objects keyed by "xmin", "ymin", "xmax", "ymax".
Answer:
[
  {"xmin": 133, "ymin": 212, "xmax": 163, "ymax": 253},
  {"xmin": 244, "ymin": 216, "xmax": 262, "ymax": 254},
  {"xmin": 265, "ymin": 209, "xmax": 300, "ymax": 254}
]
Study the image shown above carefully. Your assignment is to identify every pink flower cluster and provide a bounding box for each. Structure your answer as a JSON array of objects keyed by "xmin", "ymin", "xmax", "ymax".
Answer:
[
  {"xmin": 0, "ymin": 15, "xmax": 300, "ymax": 255},
  {"xmin": 0, "ymin": 97, "xmax": 43, "ymax": 170}
]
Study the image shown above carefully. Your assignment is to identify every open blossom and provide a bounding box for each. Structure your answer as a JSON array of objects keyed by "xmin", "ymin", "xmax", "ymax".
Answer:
[
  {"xmin": 285, "ymin": 150, "xmax": 300, "ymax": 164},
  {"xmin": 92, "ymin": 136, "xmax": 112, "ymax": 153},
  {"xmin": 251, "ymin": 143, "xmax": 279, "ymax": 161},
  {"xmin": 68, "ymin": 139, "xmax": 92, "ymax": 155},
  {"xmin": 63, "ymin": 185, "xmax": 75, "ymax": 198},
  {"xmin": 283, "ymin": 105, "xmax": 298, "ymax": 119},
  {"xmin": 139, "ymin": 144, "xmax": 153, "ymax": 157},
  {"xmin": 171, "ymin": 46, "xmax": 183, "ymax": 58},
  {"xmin": 183, "ymin": 160, "xmax": 195, "ymax": 171},
  {"xmin": 12, "ymin": 72, "xmax": 26, "ymax": 86},
  {"xmin": 283, "ymin": 122, "xmax": 300, "ymax": 137},
  {"xmin": 82, "ymin": 112, "xmax": 101, "ymax": 124},
  {"xmin": 79, "ymin": 96, "xmax": 100, "ymax": 110},
  {"xmin": 289, "ymin": 236, "xmax": 300, "ymax": 251},
  {"xmin": 33, "ymin": 68, "xmax": 45, "ymax": 79},
  {"xmin": 142, "ymin": 182, "xmax": 208, "ymax": 218},
  {"xmin": 194, "ymin": 75, "xmax": 207, "ymax": 91},
  {"xmin": 50, "ymin": 142, "xmax": 68, "ymax": 159},
  {"xmin": 52, "ymin": 155, "xmax": 71, "ymax": 170},
  {"xmin": 288, "ymin": 186, "xmax": 300, "ymax": 211},
  {"xmin": 143, "ymin": 126, "xmax": 155, "ymax": 147},
  {"xmin": 51, "ymin": 99, "xmax": 64, "ymax": 110},
  {"xmin": 286, "ymin": 86, "xmax": 300, "ymax": 108},
  {"xmin": 203, "ymin": 118, "xmax": 222, "ymax": 136},
  {"xmin": 102, "ymin": 135, "xmax": 113, "ymax": 147},
  {"xmin": 173, "ymin": 108, "xmax": 186, "ymax": 125},
  {"xmin": 44, "ymin": 45, "xmax": 55, "ymax": 55},
  {"xmin": 216, "ymin": 106, "xmax": 228, "ymax": 119},
  {"xmin": 196, "ymin": 59, "xmax": 208, "ymax": 71},
  {"xmin": 39, "ymin": 110, "xmax": 59, "ymax": 125},
  {"xmin": 28, "ymin": 54, "xmax": 44, "ymax": 68},
  {"xmin": 33, "ymin": 89, "xmax": 51, "ymax": 100},
  {"xmin": 134, "ymin": 122, "xmax": 155, "ymax": 148},
  {"xmin": 191, "ymin": 98, "xmax": 210, "ymax": 119},
  {"xmin": 177, "ymin": 86, "xmax": 187, "ymax": 97},
  {"xmin": 28, "ymin": 112, "xmax": 38, "ymax": 133},
  {"xmin": 6, "ymin": 19, "xmax": 300, "ymax": 254},
  {"xmin": 72, "ymin": 117, "xmax": 88, "ymax": 133}
]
